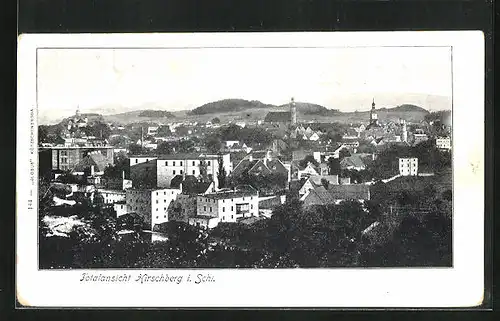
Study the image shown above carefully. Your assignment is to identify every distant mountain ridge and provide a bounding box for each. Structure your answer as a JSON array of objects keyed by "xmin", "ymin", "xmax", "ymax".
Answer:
[{"xmin": 44, "ymin": 99, "xmax": 444, "ymax": 126}]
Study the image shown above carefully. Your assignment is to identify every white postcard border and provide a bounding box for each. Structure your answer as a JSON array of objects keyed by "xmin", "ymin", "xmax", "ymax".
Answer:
[{"xmin": 16, "ymin": 31, "xmax": 485, "ymax": 308}]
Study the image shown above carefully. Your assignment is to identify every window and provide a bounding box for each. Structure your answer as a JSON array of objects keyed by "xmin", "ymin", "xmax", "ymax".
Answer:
[
  {"xmin": 156, "ymin": 208, "xmax": 158, "ymax": 211},
  {"xmin": 251, "ymin": 204, "xmax": 253, "ymax": 209},
  {"xmin": 180, "ymin": 161, "xmax": 183, "ymax": 166},
  {"xmin": 164, "ymin": 215, "xmax": 166, "ymax": 218},
  {"xmin": 231, "ymin": 206, "xmax": 234, "ymax": 211},
  {"xmin": 192, "ymin": 161, "xmax": 196, "ymax": 166},
  {"xmin": 180, "ymin": 170, "xmax": 183, "ymax": 174},
  {"xmin": 173, "ymin": 170, "xmax": 176, "ymax": 175},
  {"xmin": 207, "ymin": 161, "xmax": 211, "ymax": 166},
  {"xmin": 156, "ymin": 200, "xmax": 158, "ymax": 204},
  {"xmin": 164, "ymin": 207, "xmax": 166, "ymax": 211},
  {"xmin": 192, "ymin": 170, "xmax": 195, "ymax": 175},
  {"xmin": 156, "ymin": 192, "xmax": 158, "ymax": 195},
  {"xmin": 204, "ymin": 206, "xmax": 206, "ymax": 211},
  {"xmin": 156, "ymin": 216, "xmax": 158, "ymax": 219},
  {"xmin": 173, "ymin": 161, "xmax": 176, "ymax": 166},
  {"xmin": 222, "ymin": 207, "xmax": 225, "ymax": 212},
  {"xmin": 209, "ymin": 207, "xmax": 212, "ymax": 212},
  {"xmin": 171, "ymin": 191, "xmax": 174, "ymax": 195},
  {"xmin": 165, "ymin": 161, "xmax": 168, "ymax": 166},
  {"xmin": 231, "ymin": 215, "xmax": 233, "ymax": 219},
  {"xmin": 61, "ymin": 151, "xmax": 68, "ymax": 156},
  {"xmin": 164, "ymin": 199, "xmax": 166, "ymax": 203}
]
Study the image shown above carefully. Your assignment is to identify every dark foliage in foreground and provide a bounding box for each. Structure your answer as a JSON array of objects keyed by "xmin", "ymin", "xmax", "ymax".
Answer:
[{"xmin": 39, "ymin": 191, "xmax": 452, "ymax": 269}]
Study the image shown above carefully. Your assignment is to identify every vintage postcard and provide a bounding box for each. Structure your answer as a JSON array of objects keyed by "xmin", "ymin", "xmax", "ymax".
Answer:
[{"xmin": 16, "ymin": 31, "xmax": 484, "ymax": 308}]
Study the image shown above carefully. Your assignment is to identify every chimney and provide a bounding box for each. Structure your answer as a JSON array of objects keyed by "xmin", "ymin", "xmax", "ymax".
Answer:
[
  {"xmin": 90, "ymin": 165, "xmax": 95, "ymax": 176},
  {"xmin": 249, "ymin": 154, "xmax": 253, "ymax": 162},
  {"xmin": 122, "ymin": 170, "xmax": 125, "ymax": 180}
]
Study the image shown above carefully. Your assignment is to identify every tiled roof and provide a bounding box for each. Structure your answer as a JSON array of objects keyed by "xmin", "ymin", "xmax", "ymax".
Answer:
[
  {"xmin": 305, "ymin": 184, "xmax": 370, "ymax": 204},
  {"xmin": 264, "ymin": 111, "xmax": 291, "ymax": 123},
  {"xmin": 308, "ymin": 175, "xmax": 339, "ymax": 186},
  {"xmin": 341, "ymin": 154, "xmax": 367, "ymax": 169},
  {"xmin": 266, "ymin": 159, "xmax": 288, "ymax": 174},
  {"xmin": 231, "ymin": 159, "xmax": 256, "ymax": 177},
  {"xmin": 202, "ymin": 189, "xmax": 258, "ymax": 200},
  {"xmin": 157, "ymin": 153, "xmax": 222, "ymax": 160},
  {"xmin": 71, "ymin": 152, "xmax": 110, "ymax": 173}
]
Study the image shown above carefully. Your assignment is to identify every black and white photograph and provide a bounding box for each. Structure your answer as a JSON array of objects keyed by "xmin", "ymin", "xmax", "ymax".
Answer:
[{"xmin": 16, "ymin": 32, "xmax": 484, "ymax": 307}]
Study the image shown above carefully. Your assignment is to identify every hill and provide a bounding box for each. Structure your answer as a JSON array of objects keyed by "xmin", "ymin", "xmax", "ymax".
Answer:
[
  {"xmin": 49, "ymin": 99, "xmax": 434, "ymax": 126},
  {"xmin": 277, "ymin": 102, "xmax": 340, "ymax": 116},
  {"xmin": 101, "ymin": 110, "xmax": 175, "ymax": 125},
  {"xmin": 189, "ymin": 99, "xmax": 275, "ymax": 115},
  {"xmin": 137, "ymin": 110, "xmax": 176, "ymax": 118},
  {"xmin": 338, "ymin": 104, "xmax": 430, "ymax": 124}
]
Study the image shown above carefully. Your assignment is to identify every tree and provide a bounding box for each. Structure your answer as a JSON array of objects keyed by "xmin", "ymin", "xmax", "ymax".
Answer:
[
  {"xmin": 211, "ymin": 117, "xmax": 221, "ymax": 124},
  {"xmin": 156, "ymin": 125, "xmax": 172, "ymax": 137},
  {"xmin": 85, "ymin": 121, "xmax": 111, "ymax": 139},
  {"xmin": 157, "ymin": 141, "xmax": 174, "ymax": 155},
  {"xmin": 199, "ymin": 160, "xmax": 209, "ymax": 182},
  {"xmin": 299, "ymin": 155, "xmax": 319, "ymax": 168},
  {"xmin": 321, "ymin": 178, "xmax": 330, "ymax": 190},
  {"xmin": 206, "ymin": 138, "xmax": 223, "ymax": 154},
  {"xmin": 339, "ymin": 149, "xmax": 351, "ymax": 159},
  {"xmin": 217, "ymin": 157, "xmax": 227, "ymax": 189},
  {"xmin": 38, "ymin": 125, "xmax": 49, "ymax": 144},
  {"xmin": 128, "ymin": 143, "xmax": 146, "ymax": 155},
  {"xmin": 103, "ymin": 156, "xmax": 130, "ymax": 180},
  {"xmin": 327, "ymin": 157, "xmax": 341, "ymax": 175}
]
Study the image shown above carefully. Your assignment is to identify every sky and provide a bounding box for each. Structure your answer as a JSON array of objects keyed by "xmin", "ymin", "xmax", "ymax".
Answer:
[{"xmin": 37, "ymin": 46, "xmax": 452, "ymax": 122}]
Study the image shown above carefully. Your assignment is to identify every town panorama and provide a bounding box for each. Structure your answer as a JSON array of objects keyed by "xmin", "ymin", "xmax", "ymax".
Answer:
[{"xmin": 38, "ymin": 97, "xmax": 452, "ymax": 269}]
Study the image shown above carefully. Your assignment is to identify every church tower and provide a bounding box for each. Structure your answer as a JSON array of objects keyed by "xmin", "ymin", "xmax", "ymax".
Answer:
[
  {"xmin": 402, "ymin": 119, "xmax": 408, "ymax": 143},
  {"xmin": 75, "ymin": 105, "xmax": 81, "ymax": 118},
  {"xmin": 290, "ymin": 97, "xmax": 297, "ymax": 125},
  {"xmin": 369, "ymin": 98, "xmax": 378, "ymax": 126}
]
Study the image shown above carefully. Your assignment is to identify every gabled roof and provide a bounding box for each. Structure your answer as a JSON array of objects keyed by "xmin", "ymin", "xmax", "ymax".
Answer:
[
  {"xmin": 170, "ymin": 175, "xmax": 213, "ymax": 195},
  {"xmin": 72, "ymin": 152, "xmax": 110, "ymax": 173},
  {"xmin": 231, "ymin": 159, "xmax": 256, "ymax": 177},
  {"xmin": 340, "ymin": 154, "xmax": 367, "ymax": 169},
  {"xmin": 264, "ymin": 111, "xmax": 291, "ymax": 123},
  {"xmin": 308, "ymin": 175, "xmax": 339, "ymax": 187},
  {"xmin": 266, "ymin": 159, "xmax": 288, "ymax": 175},
  {"xmin": 248, "ymin": 160, "xmax": 273, "ymax": 175},
  {"xmin": 305, "ymin": 184, "xmax": 370, "ymax": 204}
]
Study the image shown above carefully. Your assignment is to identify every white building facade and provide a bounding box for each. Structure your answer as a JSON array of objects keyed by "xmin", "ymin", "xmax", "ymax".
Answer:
[
  {"xmin": 129, "ymin": 153, "xmax": 232, "ymax": 188},
  {"xmin": 399, "ymin": 158, "xmax": 419, "ymax": 176},
  {"xmin": 436, "ymin": 137, "xmax": 452, "ymax": 150},
  {"xmin": 98, "ymin": 189, "xmax": 126, "ymax": 204},
  {"xmin": 188, "ymin": 190, "xmax": 259, "ymax": 229},
  {"xmin": 126, "ymin": 187, "xmax": 182, "ymax": 229}
]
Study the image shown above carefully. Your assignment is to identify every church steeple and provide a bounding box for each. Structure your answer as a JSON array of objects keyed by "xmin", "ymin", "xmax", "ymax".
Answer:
[
  {"xmin": 290, "ymin": 97, "xmax": 297, "ymax": 125},
  {"xmin": 369, "ymin": 98, "xmax": 378, "ymax": 126}
]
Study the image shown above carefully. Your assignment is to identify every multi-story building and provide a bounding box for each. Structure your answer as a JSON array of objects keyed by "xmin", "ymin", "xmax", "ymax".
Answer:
[
  {"xmin": 97, "ymin": 189, "xmax": 126, "ymax": 204},
  {"xmin": 125, "ymin": 187, "xmax": 182, "ymax": 229},
  {"xmin": 188, "ymin": 189, "xmax": 259, "ymax": 229},
  {"xmin": 39, "ymin": 146, "xmax": 114, "ymax": 175},
  {"xmin": 399, "ymin": 158, "xmax": 419, "ymax": 176},
  {"xmin": 129, "ymin": 153, "xmax": 232, "ymax": 188},
  {"xmin": 436, "ymin": 137, "xmax": 452, "ymax": 150},
  {"xmin": 114, "ymin": 201, "xmax": 128, "ymax": 217}
]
